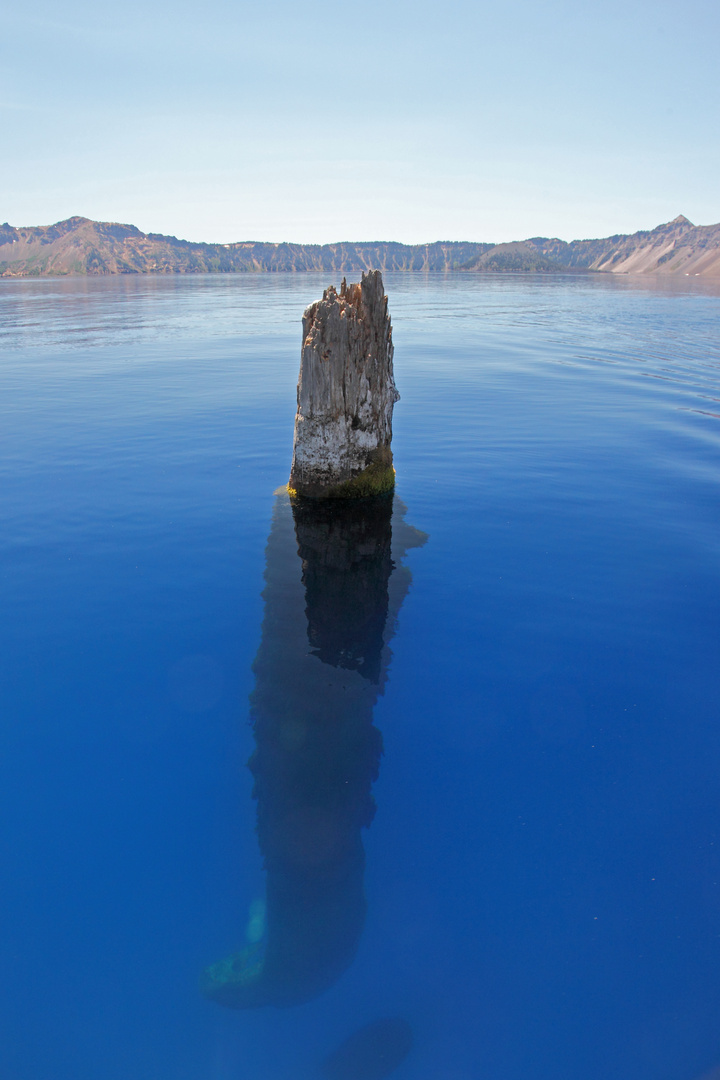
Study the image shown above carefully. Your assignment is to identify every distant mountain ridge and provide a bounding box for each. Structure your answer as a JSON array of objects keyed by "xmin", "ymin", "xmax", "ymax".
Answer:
[
  {"xmin": 1, "ymin": 214, "xmax": 719, "ymax": 277},
  {"xmin": 525, "ymin": 215, "xmax": 720, "ymax": 276}
]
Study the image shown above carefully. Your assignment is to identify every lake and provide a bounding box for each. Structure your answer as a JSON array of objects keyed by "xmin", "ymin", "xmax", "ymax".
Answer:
[{"xmin": 1, "ymin": 271, "xmax": 719, "ymax": 1080}]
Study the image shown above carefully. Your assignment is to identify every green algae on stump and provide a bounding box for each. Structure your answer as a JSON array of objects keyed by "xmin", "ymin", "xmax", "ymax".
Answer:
[{"xmin": 288, "ymin": 271, "xmax": 399, "ymax": 499}]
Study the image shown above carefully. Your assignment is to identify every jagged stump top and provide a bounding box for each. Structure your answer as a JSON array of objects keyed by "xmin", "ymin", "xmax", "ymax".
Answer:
[{"xmin": 289, "ymin": 269, "xmax": 399, "ymax": 499}]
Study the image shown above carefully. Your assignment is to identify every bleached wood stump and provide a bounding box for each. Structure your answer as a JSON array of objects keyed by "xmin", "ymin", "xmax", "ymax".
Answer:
[{"xmin": 289, "ymin": 270, "xmax": 399, "ymax": 498}]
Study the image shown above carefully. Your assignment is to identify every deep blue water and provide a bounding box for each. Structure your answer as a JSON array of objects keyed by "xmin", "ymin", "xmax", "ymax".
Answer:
[{"xmin": 1, "ymin": 272, "xmax": 719, "ymax": 1080}]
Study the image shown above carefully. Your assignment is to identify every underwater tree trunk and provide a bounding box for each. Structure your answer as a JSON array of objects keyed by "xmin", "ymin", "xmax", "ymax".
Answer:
[{"xmin": 201, "ymin": 493, "xmax": 425, "ymax": 1008}]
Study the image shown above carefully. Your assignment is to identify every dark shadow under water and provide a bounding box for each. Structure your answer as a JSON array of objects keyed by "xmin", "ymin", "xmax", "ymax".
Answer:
[{"xmin": 202, "ymin": 491, "xmax": 426, "ymax": 1009}]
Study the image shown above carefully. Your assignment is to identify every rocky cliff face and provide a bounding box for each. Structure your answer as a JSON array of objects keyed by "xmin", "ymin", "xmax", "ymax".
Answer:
[
  {"xmin": 526, "ymin": 216, "xmax": 720, "ymax": 276},
  {"xmin": 289, "ymin": 271, "xmax": 399, "ymax": 499},
  {"xmin": 2, "ymin": 215, "xmax": 719, "ymax": 277},
  {"xmin": 0, "ymin": 218, "xmax": 491, "ymax": 276}
]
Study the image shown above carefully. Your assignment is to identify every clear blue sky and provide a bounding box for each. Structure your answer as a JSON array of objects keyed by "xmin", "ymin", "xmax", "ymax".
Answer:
[{"xmin": 2, "ymin": 0, "xmax": 718, "ymax": 243}]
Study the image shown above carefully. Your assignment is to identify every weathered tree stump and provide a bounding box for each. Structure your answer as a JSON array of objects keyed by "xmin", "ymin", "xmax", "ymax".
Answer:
[{"xmin": 289, "ymin": 270, "xmax": 399, "ymax": 498}]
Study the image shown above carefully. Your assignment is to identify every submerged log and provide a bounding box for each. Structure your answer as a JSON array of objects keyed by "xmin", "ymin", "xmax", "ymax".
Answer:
[
  {"xmin": 289, "ymin": 270, "xmax": 399, "ymax": 499},
  {"xmin": 200, "ymin": 492, "xmax": 426, "ymax": 1008}
]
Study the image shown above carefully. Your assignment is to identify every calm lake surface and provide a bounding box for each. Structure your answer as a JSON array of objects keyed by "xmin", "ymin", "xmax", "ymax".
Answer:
[{"xmin": 1, "ymin": 272, "xmax": 719, "ymax": 1080}]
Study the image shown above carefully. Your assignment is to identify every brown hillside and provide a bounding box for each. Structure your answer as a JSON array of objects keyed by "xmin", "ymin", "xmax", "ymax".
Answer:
[
  {"xmin": 527, "ymin": 216, "xmax": 720, "ymax": 276},
  {"xmin": 0, "ymin": 219, "xmax": 491, "ymax": 277},
  {"xmin": 1, "ymin": 215, "xmax": 719, "ymax": 277},
  {"xmin": 459, "ymin": 241, "xmax": 567, "ymax": 273}
]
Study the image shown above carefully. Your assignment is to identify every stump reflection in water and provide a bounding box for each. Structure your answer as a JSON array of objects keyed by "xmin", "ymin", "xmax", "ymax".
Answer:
[{"xmin": 202, "ymin": 491, "xmax": 426, "ymax": 1008}]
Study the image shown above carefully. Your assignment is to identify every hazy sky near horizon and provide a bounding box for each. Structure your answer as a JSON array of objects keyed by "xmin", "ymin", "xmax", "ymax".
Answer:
[{"xmin": 2, "ymin": 0, "xmax": 718, "ymax": 244}]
